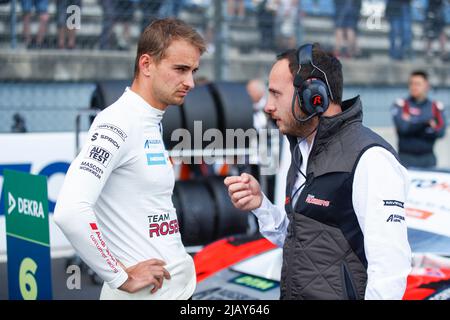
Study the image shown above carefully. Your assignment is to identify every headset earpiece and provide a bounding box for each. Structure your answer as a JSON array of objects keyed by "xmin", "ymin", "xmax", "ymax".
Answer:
[
  {"xmin": 299, "ymin": 78, "xmax": 329, "ymax": 116},
  {"xmin": 294, "ymin": 44, "xmax": 332, "ymax": 118}
]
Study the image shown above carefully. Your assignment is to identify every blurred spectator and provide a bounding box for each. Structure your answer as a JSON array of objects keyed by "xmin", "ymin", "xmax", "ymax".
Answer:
[
  {"xmin": 424, "ymin": 0, "xmax": 448, "ymax": 61},
  {"xmin": 115, "ymin": 0, "xmax": 134, "ymax": 50},
  {"xmin": 20, "ymin": 0, "xmax": 49, "ymax": 49},
  {"xmin": 333, "ymin": 0, "xmax": 361, "ymax": 58},
  {"xmin": 246, "ymin": 78, "xmax": 268, "ymax": 131},
  {"xmin": 385, "ymin": 0, "xmax": 413, "ymax": 60},
  {"xmin": 99, "ymin": 0, "xmax": 134, "ymax": 50},
  {"xmin": 194, "ymin": 75, "xmax": 211, "ymax": 86},
  {"xmin": 391, "ymin": 70, "xmax": 446, "ymax": 168},
  {"xmin": 255, "ymin": 0, "xmax": 277, "ymax": 52},
  {"xmin": 275, "ymin": 0, "xmax": 301, "ymax": 51},
  {"xmin": 228, "ymin": 0, "xmax": 245, "ymax": 18},
  {"xmin": 99, "ymin": 0, "xmax": 116, "ymax": 50},
  {"xmin": 139, "ymin": 0, "xmax": 164, "ymax": 31},
  {"xmin": 57, "ymin": 0, "xmax": 81, "ymax": 49},
  {"xmin": 180, "ymin": 0, "xmax": 213, "ymax": 52},
  {"xmin": 160, "ymin": 0, "xmax": 185, "ymax": 18},
  {"xmin": 244, "ymin": 0, "xmax": 256, "ymax": 13},
  {"xmin": 246, "ymin": 78, "xmax": 277, "ymax": 200},
  {"xmin": 11, "ymin": 113, "xmax": 27, "ymax": 133}
]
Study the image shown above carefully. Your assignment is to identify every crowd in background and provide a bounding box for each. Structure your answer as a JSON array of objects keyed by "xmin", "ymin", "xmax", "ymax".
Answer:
[{"xmin": 1, "ymin": 0, "xmax": 448, "ymax": 60}]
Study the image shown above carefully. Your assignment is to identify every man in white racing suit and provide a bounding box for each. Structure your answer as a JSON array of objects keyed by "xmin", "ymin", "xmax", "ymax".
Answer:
[{"xmin": 54, "ymin": 18, "xmax": 206, "ymax": 299}]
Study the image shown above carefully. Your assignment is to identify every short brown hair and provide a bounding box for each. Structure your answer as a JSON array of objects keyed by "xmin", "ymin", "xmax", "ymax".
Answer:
[
  {"xmin": 276, "ymin": 43, "xmax": 343, "ymax": 105},
  {"xmin": 410, "ymin": 70, "xmax": 428, "ymax": 81},
  {"xmin": 134, "ymin": 18, "xmax": 206, "ymax": 77}
]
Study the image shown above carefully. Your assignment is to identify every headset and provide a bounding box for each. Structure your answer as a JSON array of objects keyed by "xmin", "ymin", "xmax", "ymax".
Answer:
[
  {"xmin": 291, "ymin": 43, "xmax": 334, "ymax": 123},
  {"xmin": 289, "ymin": 43, "xmax": 335, "ymax": 204}
]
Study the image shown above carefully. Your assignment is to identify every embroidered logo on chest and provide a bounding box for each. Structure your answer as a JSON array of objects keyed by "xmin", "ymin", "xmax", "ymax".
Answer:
[{"xmin": 305, "ymin": 194, "xmax": 330, "ymax": 207}]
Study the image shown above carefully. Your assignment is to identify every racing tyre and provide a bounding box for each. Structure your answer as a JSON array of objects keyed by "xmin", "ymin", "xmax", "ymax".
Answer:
[
  {"xmin": 174, "ymin": 180, "xmax": 217, "ymax": 246},
  {"xmin": 181, "ymin": 84, "xmax": 219, "ymax": 149},
  {"xmin": 205, "ymin": 176, "xmax": 249, "ymax": 238},
  {"xmin": 90, "ymin": 80, "xmax": 131, "ymax": 110},
  {"xmin": 208, "ymin": 82, "xmax": 253, "ymax": 134},
  {"xmin": 162, "ymin": 105, "xmax": 184, "ymax": 150}
]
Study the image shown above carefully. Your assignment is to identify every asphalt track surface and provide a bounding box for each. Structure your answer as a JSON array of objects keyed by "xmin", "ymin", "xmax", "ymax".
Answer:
[{"xmin": 0, "ymin": 258, "xmax": 102, "ymax": 300}]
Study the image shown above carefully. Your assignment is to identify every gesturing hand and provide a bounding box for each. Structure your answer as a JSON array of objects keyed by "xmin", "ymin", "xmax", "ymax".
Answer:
[{"xmin": 224, "ymin": 173, "xmax": 263, "ymax": 211}]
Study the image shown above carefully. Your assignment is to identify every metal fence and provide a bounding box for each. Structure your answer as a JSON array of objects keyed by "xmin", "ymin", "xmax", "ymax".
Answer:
[
  {"xmin": 1, "ymin": 81, "xmax": 449, "ymax": 133},
  {"xmin": 0, "ymin": 82, "xmax": 95, "ymax": 133}
]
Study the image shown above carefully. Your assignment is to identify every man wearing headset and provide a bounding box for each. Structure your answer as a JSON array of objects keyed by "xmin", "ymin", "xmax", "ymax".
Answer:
[{"xmin": 225, "ymin": 43, "xmax": 412, "ymax": 299}]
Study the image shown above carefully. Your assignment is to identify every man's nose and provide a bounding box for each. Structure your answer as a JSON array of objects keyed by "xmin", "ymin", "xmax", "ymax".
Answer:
[
  {"xmin": 264, "ymin": 101, "xmax": 274, "ymax": 114},
  {"xmin": 184, "ymin": 73, "xmax": 195, "ymax": 90}
]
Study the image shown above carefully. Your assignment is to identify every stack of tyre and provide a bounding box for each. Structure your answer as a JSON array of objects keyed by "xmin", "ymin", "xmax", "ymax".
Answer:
[{"xmin": 91, "ymin": 80, "xmax": 255, "ymax": 246}]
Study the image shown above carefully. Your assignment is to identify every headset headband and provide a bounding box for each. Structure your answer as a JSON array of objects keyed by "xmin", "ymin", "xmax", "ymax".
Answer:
[{"xmin": 297, "ymin": 43, "xmax": 313, "ymax": 66}]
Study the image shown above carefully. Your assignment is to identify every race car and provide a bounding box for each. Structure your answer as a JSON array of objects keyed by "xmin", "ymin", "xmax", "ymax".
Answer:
[{"xmin": 192, "ymin": 168, "xmax": 450, "ymax": 300}]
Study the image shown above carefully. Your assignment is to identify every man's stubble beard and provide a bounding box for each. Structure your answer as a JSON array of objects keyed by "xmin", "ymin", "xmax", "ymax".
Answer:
[
  {"xmin": 285, "ymin": 114, "xmax": 317, "ymax": 138},
  {"xmin": 158, "ymin": 87, "xmax": 185, "ymax": 107}
]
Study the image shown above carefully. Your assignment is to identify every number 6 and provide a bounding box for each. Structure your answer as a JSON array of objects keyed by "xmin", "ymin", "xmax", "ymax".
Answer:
[{"xmin": 19, "ymin": 258, "xmax": 38, "ymax": 300}]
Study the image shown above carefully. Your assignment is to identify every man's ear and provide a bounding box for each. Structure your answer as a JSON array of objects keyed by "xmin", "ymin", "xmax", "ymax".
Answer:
[{"xmin": 139, "ymin": 54, "xmax": 154, "ymax": 77}]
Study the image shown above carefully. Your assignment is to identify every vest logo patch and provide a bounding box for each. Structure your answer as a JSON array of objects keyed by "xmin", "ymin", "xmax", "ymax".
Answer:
[
  {"xmin": 386, "ymin": 214, "xmax": 405, "ymax": 223},
  {"xmin": 383, "ymin": 200, "xmax": 404, "ymax": 208},
  {"xmin": 305, "ymin": 194, "xmax": 330, "ymax": 207}
]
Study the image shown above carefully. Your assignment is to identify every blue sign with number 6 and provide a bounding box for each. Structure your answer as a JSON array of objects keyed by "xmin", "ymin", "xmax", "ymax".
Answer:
[{"xmin": 6, "ymin": 236, "xmax": 52, "ymax": 300}]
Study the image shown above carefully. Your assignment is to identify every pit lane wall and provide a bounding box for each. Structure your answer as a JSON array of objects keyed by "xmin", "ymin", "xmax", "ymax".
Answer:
[{"xmin": 1, "ymin": 129, "xmax": 450, "ymax": 259}]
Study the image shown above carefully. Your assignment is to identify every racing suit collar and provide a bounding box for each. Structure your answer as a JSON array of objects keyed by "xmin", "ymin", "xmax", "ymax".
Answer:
[
  {"xmin": 409, "ymin": 95, "xmax": 430, "ymax": 106},
  {"xmin": 125, "ymin": 87, "xmax": 165, "ymax": 123}
]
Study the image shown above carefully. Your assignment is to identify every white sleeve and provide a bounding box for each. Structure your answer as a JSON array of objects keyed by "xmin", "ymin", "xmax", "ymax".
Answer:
[
  {"xmin": 353, "ymin": 147, "xmax": 412, "ymax": 300},
  {"xmin": 252, "ymin": 194, "xmax": 289, "ymax": 247},
  {"xmin": 54, "ymin": 117, "xmax": 130, "ymax": 289}
]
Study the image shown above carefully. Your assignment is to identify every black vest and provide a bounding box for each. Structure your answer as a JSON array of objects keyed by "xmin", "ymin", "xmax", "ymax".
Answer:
[{"xmin": 281, "ymin": 96, "xmax": 398, "ymax": 300}]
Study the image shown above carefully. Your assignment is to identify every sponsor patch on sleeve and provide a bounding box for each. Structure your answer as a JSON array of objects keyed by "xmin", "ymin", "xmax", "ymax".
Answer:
[
  {"xmin": 85, "ymin": 145, "xmax": 113, "ymax": 168},
  {"xmin": 95, "ymin": 123, "xmax": 128, "ymax": 141},
  {"xmin": 90, "ymin": 131, "xmax": 122, "ymax": 149},
  {"xmin": 79, "ymin": 161, "xmax": 104, "ymax": 179},
  {"xmin": 88, "ymin": 222, "xmax": 120, "ymax": 273}
]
